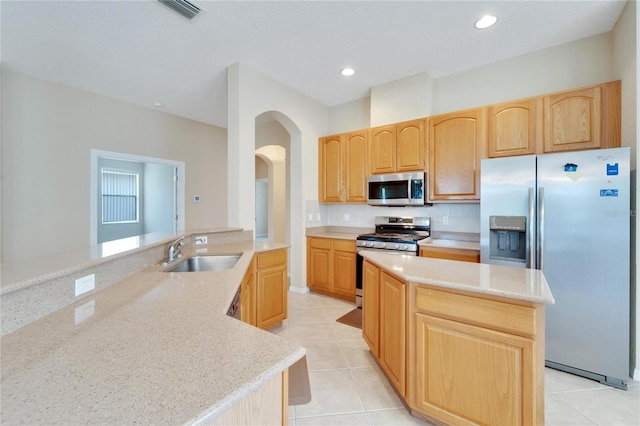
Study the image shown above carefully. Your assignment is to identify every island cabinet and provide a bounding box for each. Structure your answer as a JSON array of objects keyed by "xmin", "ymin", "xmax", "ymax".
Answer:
[
  {"xmin": 240, "ymin": 257, "xmax": 256, "ymax": 327},
  {"xmin": 427, "ymin": 108, "xmax": 486, "ymax": 202},
  {"xmin": 410, "ymin": 286, "xmax": 545, "ymax": 426},
  {"xmin": 255, "ymin": 249, "xmax": 288, "ymax": 330},
  {"xmin": 362, "ymin": 261, "xmax": 407, "ymax": 397},
  {"xmin": 369, "ymin": 119, "xmax": 425, "ymax": 174},
  {"xmin": 419, "ymin": 246, "xmax": 480, "ymax": 263},
  {"xmin": 318, "ymin": 130, "xmax": 368, "ymax": 203},
  {"xmin": 307, "ymin": 237, "xmax": 356, "ymax": 301},
  {"xmin": 488, "ymin": 98, "xmax": 543, "ymax": 158}
]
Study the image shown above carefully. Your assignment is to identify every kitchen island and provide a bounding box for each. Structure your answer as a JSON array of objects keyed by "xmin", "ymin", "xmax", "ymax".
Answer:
[
  {"xmin": 1, "ymin": 234, "xmax": 304, "ymax": 425},
  {"xmin": 360, "ymin": 251, "xmax": 554, "ymax": 426}
]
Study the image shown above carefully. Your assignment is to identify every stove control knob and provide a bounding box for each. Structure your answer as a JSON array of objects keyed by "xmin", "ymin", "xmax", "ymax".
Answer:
[
  {"xmin": 401, "ymin": 244, "xmax": 408, "ymax": 250},
  {"xmin": 380, "ymin": 243, "xmax": 386, "ymax": 248},
  {"xmin": 394, "ymin": 244, "xmax": 400, "ymax": 249},
  {"xmin": 367, "ymin": 242, "xmax": 374, "ymax": 248}
]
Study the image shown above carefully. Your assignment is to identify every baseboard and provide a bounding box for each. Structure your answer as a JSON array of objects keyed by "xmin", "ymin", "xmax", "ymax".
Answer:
[
  {"xmin": 634, "ymin": 368, "xmax": 640, "ymax": 381},
  {"xmin": 289, "ymin": 285, "xmax": 310, "ymax": 294}
]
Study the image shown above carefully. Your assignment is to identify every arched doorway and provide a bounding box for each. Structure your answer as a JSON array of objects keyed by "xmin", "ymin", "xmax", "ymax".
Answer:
[{"xmin": 255, "ymin": 117, "xmax": 289, "ymax": 244}]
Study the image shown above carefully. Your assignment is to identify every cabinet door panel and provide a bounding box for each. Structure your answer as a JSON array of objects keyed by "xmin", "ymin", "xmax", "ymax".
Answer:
[
  {"xmin": 414, "ymin": 314, "xmax": 534, "ymax": 426},
  {"xmin": 428, "ymin": 109, "xmax": 485, "ymax": 201},
  {"xmin": 370, "ymin": 125, "xmax": 396, "ymax": 174},
  {"xmin": 489, "ymin": 98, "xmax": 541, "ymax": 157},
  {"xmin": 333, "ymin": 250, "xmax": 356, "ymax": 297},
  {"xmin": 544, "ymin": 86, "xmax": 601, "ymax": 152},
  {"xmin": 319, "ymin": 135, "xmax": 343, "ymax": 202},
  {"xmin": 257, "ymin": 265, "xmax": 287, "ymax": 329},
  {"xmin": 309, "ymin": 248, "xmax": 331, "ymax": 291},
  {"xmin": 345, "ymin": 131, "xmax": 368, "ymax": 202},
  {"xmin": 397, "ymin": 120, "xmax": 425, "ymax": 171},
  {"xmin": 380, "ymin": 272, "xmax": 406, "ymax": 396},
  {"xmin": 362, "ymin": 261, "xmax": 380, "ymax": 358}
]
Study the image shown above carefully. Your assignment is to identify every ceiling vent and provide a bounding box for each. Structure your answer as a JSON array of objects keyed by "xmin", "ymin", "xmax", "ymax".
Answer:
[{"xmin": 158, "ymin": 0, "xmax": 202, "ymax": 20}]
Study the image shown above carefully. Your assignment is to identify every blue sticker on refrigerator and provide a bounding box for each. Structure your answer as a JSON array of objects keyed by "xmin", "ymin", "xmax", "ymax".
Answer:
[
  {"xmin": 606, "ymin": 163, "xmax": 619, "ymax": 176},
  {"xmin": 600, "ymin": 189, "xmax": 619, "ymax": 197}
]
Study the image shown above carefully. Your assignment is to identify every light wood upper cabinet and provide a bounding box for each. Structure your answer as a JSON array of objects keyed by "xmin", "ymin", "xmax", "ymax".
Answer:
[
  {"xmin": 318, "ymin": 130, "xmax": 368, "ymax": 203},
  {"xmin": 543, "ymin": 81, "xmax": 621, "ymax": 153},
  {"xmin": 544, "ymin": 85, "xmax": 602, "ymax": 152},
  {"xmin": 488, "ymin": 98, "xmax": 542, "ymax": 157},
  {"xmin": 369, "ymin": 125, "xmax": 396, "ymax": 174},
  {"xmin": 344, "ymin": 131, "xmax": 368, "ymax": 202},
  {"xmin": 370, "ymin": 119, "xmax": 425, "ymax": 174},
  {"xmin": 318, "ymin": 135, "xmax": 342, "ymax": 202},
  {"xmin": 256, "ymin": 249, "xmax": 288, "ymax": 330},
  {"xmin": 428, "ymin": 108, "xmax": 486, "ymax": 202}
]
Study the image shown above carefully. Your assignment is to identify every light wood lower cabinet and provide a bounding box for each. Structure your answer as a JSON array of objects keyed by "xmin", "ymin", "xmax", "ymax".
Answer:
[
  {"xmin": 256, "ymin": 249, "xmax": 288, "ymax": 330},
  {"xmin": 361, "ymin": 261, "xmax": 546, "ymax": 425},
  {"xmin": 362, "ymin": 260, "xmax": 380, "ymax": 358},
  {"xmin": 210, "ymin": 370, "xmax": 288, "ymax": 425},
  {"xmin": 410, "ymin": 286, "xmax": 545, "ymax": 426},
  {"xmin": 362, "ymin": 261, "xmax": 407, "ymax": 397},
  {"xmin": 306, "ymin": 237, "xmax": 356, "ymax": 301},
  {"xmin": 419, "ymin": 246, "xmax": 480, "ymax": 263},
  {"xmin": 379, "ymin": 271, "xmax": 407, "ymax": 397},
  {"xmin": 240, "ymin": 258, "xmax": 256, "ymax": 327}
]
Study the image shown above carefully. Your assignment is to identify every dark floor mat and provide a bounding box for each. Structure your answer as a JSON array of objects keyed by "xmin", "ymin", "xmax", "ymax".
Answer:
[{"xmin": 335, "ymin": 308, "xmax": 362, "ymax": 329}]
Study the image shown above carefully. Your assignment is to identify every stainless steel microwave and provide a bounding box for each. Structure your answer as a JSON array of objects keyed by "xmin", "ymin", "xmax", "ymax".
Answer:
[{"xmin": 367, "ymin": 172, "xmax": 426, "ymax": 206}]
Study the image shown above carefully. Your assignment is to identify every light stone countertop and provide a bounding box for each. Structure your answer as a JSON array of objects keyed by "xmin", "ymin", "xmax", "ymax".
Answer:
[
  {"xmin": 419, "ymin": 238, "xmax": 481, "ymax": 251},
  {"xmin": 0, "ymin": 240, "xmax": 305, "ymax": 425},
  {"xmin": 305, "ymin": 226, "xmax": 373, "ymax": 241},
  {"xmin": 360, "ymin": 251, "xmax": 554, "ymax": 304}
]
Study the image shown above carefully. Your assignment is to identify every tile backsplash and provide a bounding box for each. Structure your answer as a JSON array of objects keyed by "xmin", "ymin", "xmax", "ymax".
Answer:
[{"xmin": 305, "ymin": 201, "xmax": 480, "ymax": 234}]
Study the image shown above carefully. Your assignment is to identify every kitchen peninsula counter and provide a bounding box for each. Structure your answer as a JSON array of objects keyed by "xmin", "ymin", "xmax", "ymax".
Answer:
[{"xmin": 1, "ymin": 239, "xmax": 304, "ymax": 425}]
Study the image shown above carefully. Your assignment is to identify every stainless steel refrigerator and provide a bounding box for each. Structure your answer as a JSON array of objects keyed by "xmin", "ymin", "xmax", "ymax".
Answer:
[{"xmin": 480, "ymin": 147, "xmax": 630, "ymax": 389}]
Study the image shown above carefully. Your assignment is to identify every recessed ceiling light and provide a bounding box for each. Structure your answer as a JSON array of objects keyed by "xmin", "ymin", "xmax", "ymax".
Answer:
[
  {"xmin": 340, "ymin": 67, "xmax": 356, "ymax": 77},
  {"xmin": 474, "ymin": 15, "xmax": 498, "ymax": 29},
  {"xmin": 153, "ymin": 102, "xmax": 164, "ymax": 108}
]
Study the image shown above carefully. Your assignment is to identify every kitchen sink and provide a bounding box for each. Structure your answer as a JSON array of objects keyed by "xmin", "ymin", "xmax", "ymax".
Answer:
[{"xmin": 163, "ymin": 254, "xmax": 241, "ymax": 272}]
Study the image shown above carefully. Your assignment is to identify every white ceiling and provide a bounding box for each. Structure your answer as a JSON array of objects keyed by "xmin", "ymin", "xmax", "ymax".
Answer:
[{"xmin": 1, "ymin": 0, "xmax": 627, "ymax": 128}]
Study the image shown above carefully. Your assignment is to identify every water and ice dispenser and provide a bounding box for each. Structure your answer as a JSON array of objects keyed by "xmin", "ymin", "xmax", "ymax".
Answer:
[{"xmin": 489, "ymin": 216, "xmax": 526, "ymax": 263}]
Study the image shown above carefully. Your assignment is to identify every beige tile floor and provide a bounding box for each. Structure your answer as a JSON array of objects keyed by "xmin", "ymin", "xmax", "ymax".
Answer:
[{"xmin": 270, "ymin": 291, "xmax": 640, "ymax": 426}]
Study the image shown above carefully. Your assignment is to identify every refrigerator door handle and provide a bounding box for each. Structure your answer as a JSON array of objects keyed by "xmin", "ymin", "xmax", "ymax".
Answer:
[
  {"xmin": 528, "ymin": 187, "xmax": 536, "ymax": 269},
  {"xmin": 538, "ymin": 187, "xmax": 545, "ymax": 270}
]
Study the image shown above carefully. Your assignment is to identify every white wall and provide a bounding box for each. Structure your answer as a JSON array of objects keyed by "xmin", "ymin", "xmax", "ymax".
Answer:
[
  {"xmin": 227, "ymin": 62, "xmax": 330, "ymax": 289},
  {"xmin": 327, "ymin": 97, "xmax": 371, "ymax": 135},
  {"xmin": 370, "ymin": 71, "xmax": 434, "ymax": 126},
  {"xmin": 433, "ymin": 32, "xmax": 615, "ymax": 116},
  {"xmin": 1, "ymin": 70, "xmax": 228, "ymax": 263}
]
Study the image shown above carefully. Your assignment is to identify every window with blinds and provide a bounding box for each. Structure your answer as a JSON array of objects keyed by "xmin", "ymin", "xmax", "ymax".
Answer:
[{"xmin": 101, "ymin": 169, "xmax": 139, "ymax": 224}]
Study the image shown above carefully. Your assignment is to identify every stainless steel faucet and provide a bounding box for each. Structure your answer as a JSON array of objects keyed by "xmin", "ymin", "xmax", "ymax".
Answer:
[{"xmin": 164, "ymin": 236, "xmax": 185, "ymax": 264}]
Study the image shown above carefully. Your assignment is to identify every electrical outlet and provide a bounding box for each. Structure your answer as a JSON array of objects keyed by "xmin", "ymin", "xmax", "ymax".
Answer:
[
  {"xmin": 74, "ymin": 299, "xmax": 95, "ymax": 325},
  {"xmin": 442, "ymin": 216, "xmax": 449, "ymax": 225},
  {"xmin": 308, "ymin": 213, "xmax": 313, "ymax": 221},
  {"xmin": 75, "ymin": 274, "xmax": 95, "ymax": 297},
  {"xmin": 344, "ymin": 213, "xmax": 350, "ymax": 222},
  {"xmin": 195, "ymin": 235, "xmax": 208, "ymax": 245}
]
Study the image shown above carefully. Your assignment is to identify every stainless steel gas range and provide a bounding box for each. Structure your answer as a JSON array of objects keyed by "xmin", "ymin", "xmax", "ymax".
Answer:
[{"xmin": 355, "ymin": 216, "xmax": 430, "ymax": 307}]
